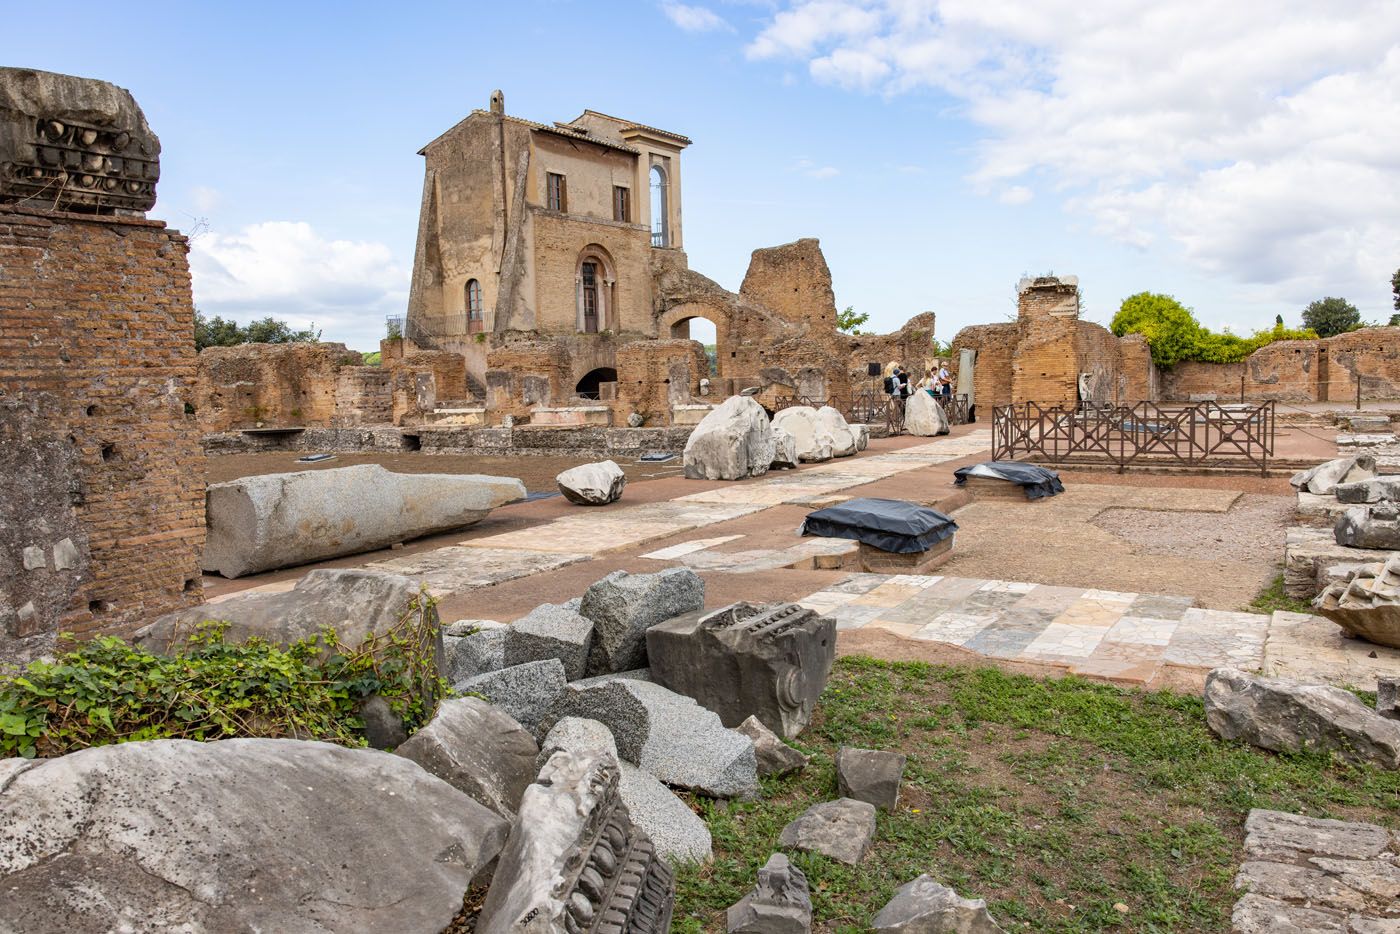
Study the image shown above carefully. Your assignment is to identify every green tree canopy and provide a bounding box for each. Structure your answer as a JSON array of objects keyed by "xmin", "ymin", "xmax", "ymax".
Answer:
[
  {"xmin": 1389, "ymin": 313, "xmax": 1400, "ymax": 327},
  {"xmin": 1111, "ymin": 292, "xmax": 1317, "ymax": 366},
  {"xmin": 1391, "ymin": 267, "xmax": 1400, "ymax": 312},
  {"xmin": 836, "ymin": 305, "xmax": 870, "ymax": 334},
  {"xmin": 195, "ymin": 311, "xmax": 321, "ymax": 351},
  {"xmin": 1301, "ymin": 297, "xmax": 1361, "ymax": 338}
]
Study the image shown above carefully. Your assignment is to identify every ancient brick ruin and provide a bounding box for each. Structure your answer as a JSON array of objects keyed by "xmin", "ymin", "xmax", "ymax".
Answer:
[{"xmin": 0, "ymin": 68, "xmax": 203, "ymax": 661}]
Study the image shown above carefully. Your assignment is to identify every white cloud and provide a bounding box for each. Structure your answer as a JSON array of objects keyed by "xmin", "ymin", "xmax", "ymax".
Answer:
[
  {"xmin": 190, "ymin": 185, "xmax": 222, "ymax": 213},
  {"xmin": 663, "ymin": 3, "xmax": 733, "ymax": 32},
  {"xmin": 791, "ymin": 158, "xmax": 840, "ymax": 179},
  {"xmin": 745, "ymin": 1, "xmax": 1400, "ymax": 315},
  {"xmin": 189, "ymin": 221, "xmax": 407, "ymax": 351}
]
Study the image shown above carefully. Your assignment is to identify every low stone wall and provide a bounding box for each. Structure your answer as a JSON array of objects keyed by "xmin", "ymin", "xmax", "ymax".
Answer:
[{"xmin": 202, "ymin": 425, "xmax": 696, "ymax": 458}]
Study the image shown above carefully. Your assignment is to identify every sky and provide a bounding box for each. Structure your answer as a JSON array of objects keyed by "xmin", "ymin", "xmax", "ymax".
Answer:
[{"xmin": 25, "ymin": 0, "xmax": 1400, "ymax": 353}]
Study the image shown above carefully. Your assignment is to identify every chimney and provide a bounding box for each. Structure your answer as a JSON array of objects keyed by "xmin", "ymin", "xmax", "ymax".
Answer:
[{"xmin": 489, "ymin": 90, "xmax": 504, "ymax": 115}]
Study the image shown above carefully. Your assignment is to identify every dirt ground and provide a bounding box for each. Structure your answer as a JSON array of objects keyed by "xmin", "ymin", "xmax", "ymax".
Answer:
[{"xmin": 206, "ymin": 451, "xmax": 683, "ymax": 492}]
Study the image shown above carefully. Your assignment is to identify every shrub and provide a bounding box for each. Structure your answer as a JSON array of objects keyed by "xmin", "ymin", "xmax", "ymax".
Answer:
[
  {"xmin": 0, "ymin": 597, "xmax": 445, "ymax": 758},
  {"xmin": 1113, "ymin": 292, "xmax": 1318, "ymax": 366}
]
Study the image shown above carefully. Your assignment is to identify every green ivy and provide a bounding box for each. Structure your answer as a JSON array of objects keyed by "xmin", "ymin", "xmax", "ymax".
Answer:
[{"xmin": 0, "ymin": 594, "xmax": 446, "ymax": 759}]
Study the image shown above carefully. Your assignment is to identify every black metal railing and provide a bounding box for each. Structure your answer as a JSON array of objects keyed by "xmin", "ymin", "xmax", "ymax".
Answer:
[{"xmin": 992, "ymin": 400, "xmax": 1277, "ymax": 475}]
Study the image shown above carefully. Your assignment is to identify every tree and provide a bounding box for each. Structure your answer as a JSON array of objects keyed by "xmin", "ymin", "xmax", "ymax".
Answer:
[
  {"xmin": 1275, "ymin": 313, "xmax": 1284, "ymax": 327},
  {"xmin": 1390, "ymin": 313, "xmax": 1400, "ymax": 327},
  {"xmin": 1392, "ymin": 267, "xmax": 1400, "ymax": 311},
  {"xmin": 836, "ymin": 305, "xmax": 870, "ymax": 334},
  {"xmin": 1110, "ymin": 293, "xmax": 1203, "ymax": 366},
  {"xmin": 195, "ymin": 311, "xmax": 320, "ymax": 351},
  {"xmin": 1301, "ymin": 297, "xmax": 1360, "ymax": 338}
]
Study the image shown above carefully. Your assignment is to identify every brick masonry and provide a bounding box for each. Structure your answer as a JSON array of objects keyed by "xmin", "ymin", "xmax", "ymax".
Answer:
[{"xmin": 1, "ymin": 206, "xmax": 205, "ymax": 658}]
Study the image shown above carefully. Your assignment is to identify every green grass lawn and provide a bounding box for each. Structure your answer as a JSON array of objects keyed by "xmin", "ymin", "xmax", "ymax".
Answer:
[{"xmin": 673, "ymin": 657, "xmax": 1400, "ymax": 932}]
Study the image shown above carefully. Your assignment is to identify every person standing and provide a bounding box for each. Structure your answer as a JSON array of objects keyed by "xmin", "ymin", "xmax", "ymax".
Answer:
[{"xmin": 938, "ymin": 360, "xmax": 953, "ymax": 399}]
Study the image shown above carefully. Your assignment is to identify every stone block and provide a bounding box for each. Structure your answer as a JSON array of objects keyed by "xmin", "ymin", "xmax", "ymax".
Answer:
[
  {"xmin": 543, "ymin": 677, "xmax": 759, "ymax": 798},
  {"xmin": 860, "ymin": 536, "xmax": 954, "ymax": 574},
  {"xmin": 506, "ymin": 603, "xmax": 595, "ymax": 681},
  {"xmin": 1346, "ymin": 415, "xmax": 1394, "ymax": 433},
  {"xmin": 556, "ymin": 459, "xmax": 627, "ymax": 506},
  {"xmin": 1335, "ymin": 504, "xmax": 1400, "ymax": 550},
  {"xmin": 444, "ymin": 620, "xmax": 508, "ymax": 682},
  {"xmin": 476, "ymin": 749, "xmax": 675, "ymax": 934},
  {"xmin": 357, "ymin": 695, "xmax": 408, "ymax": 749},
  {"xmin": 537, "ymin": 716, "xmax": 619, "ymax": 770},
  {"xmin": 203, "ymin": 464, "xmax": 525, "ymax": 578},
  {"xmin": 835, "ymin": 746, "xmax": 907, "ymax": 811},
  {"xmin": 580, "ymin": 568, "xmax": 704, "ymax": 675},
  {"xmin": 1291, "ymin": 456, "xmax": 1378, "ymax": 496},
  {"xmin": 647, "ymin": 601, "xmax": 836, "ymax": 738},
  {"xmin": 817, "ymin": 406, "xmax": 858, "ymax": 457},
  {"xmin": 1313, "ymin": 554, "xmax": 1400, "ymax": 649},
  {"xmin": 1335, "ymin": 477, "xmax": 1400, "ymax": 504},
  {"xmin": 778, "ymin": 798, "xmax": 877, "ymax": 865},
  {"xmin": 772, "ymin": 406, "xmax": 835, "ymax": 463},
  {"xmin": 395, "ymin": 697, "xmax": 539, "ymax": 819},
  {"xmin": 904, "ymin": 391, "xmax": 950, "ymax": 437},
  {"xmin": 1378, "ymin": 678, "xmax": 1400, "ymax": 721},
  {"xmin": 455, "ymin": 659, "xmax": 567, "ymax": 736},
  {"xmin": 737, "ymin": 715, "xmax": 809, "ymax": 777},
  {"xmin": 771, "ymin": 428, "xmax": 800, "ymax": 469},
  {"xmin": 683, "ymin": 395, "xmax": 776, "ymax": 480},
  {"xmin": 871, "ymin": 875, "xmax": 1005, "ymax": 933},
  {"xmin": 726, "ymin": 853, "xmax": 812, "ymax": 933},
  {"xmin": 1204, "ymin": 667, "xmax": 1400, "ymax": 770}
]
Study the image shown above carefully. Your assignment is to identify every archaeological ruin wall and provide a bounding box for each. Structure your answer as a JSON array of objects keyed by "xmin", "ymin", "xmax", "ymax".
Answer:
[{"xmin": 1160, "ymin": 329, "xmax": 1400, "ymax": 403}]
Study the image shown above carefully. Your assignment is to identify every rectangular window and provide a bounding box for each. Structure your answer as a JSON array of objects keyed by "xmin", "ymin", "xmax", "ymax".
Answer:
[
  {"xmin": 613, "ymin": 186, "xmax": 630, "ymax": 222},
  {"xmin": 547, "ymin": 172, "xmax": 567, "ymax": 212}
]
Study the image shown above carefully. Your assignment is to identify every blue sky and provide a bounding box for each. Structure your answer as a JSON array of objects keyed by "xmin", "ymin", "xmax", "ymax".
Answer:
[{"xmin": 28, "ymin": 0, "xmax": 1400, "ymax": 352}]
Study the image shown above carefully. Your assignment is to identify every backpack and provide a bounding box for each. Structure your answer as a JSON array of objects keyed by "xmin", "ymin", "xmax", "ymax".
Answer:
[{"xmin": 883, "ymin": 375, "xmax": 896, "ymax": 394}]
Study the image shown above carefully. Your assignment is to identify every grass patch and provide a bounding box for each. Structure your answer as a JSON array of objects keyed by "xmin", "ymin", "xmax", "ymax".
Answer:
[
  {"xmin": 1246, "ymin": 573, "xmax": 1313, "ymax": 615},
  {"xmin": 673, "ymin": 657, "xmax": 1399, "ymax": 932}
]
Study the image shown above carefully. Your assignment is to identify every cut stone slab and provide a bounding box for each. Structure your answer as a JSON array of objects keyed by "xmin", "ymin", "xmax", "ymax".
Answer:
[
  {"xmin": 871, "ymin": 874, "xmax": 1005, "ymax": 933},
  {"xmin": 136, "ymin": 568, "xmax": 444, "ymax": 671},
  {"xmin": 854, "ymin": 424, "xmax": 870, "ymax": 451},
  {"xmin": 444, "ymin": 619, "xmax": 508, "ymax": 682},
  {"xmin": 727, "ymin": 852, "xmax": 812, "ymax": 933},
  {"xmin": 684, "ymin": 395, "xmax": 777, "ymax": 480},
  {"xmin": 557, "ymin": 459, "xmax": 626, "ymax": 506},
  {"xmin": 1335, "ymin": 477, "xmax": 1400, "ymax": 504},
  {"xmin": 505, "ymin": 602, "xmax": 595, "ymax": 681},
  {"xmin": 394, "ymin": 697, "xmax": 539, "ymax": 820},
  {"xmin": 1292, "ymin": 455, "xmax": 1378, "ymax": 495},
  {"xmin": 1204, "ymin": 667, "xmax": 1400, "ymax": 770},
  {"xmin": 817, "ymin": 405, "xmax": 858, "ymax": 457},
  {"xmin": 580, "ymin": 568, "xmax": 704, "ymax": 676},
  {"xmin": 0, "ymin": 738, "xmax": 508, "ymax": 933},
  {"xmin": 1313, "ymin": 554, "xmax": 1400, "ymax": 649},
  {"xmin": 778, "ymin": 798, "xmax": 877, "ymax": 865},
  {"xmin": 1336, "ymin": 504, "xmax": 1400, "ymax": 550},
  {"xmin": 905, "ymin": 391, "xmax": 951, "ymax": 437},
  {"xmin": 737, "ymin": 715, "xmax": 809, "ymax": 778},
  {"xmin": 772, "ymin": 427, "xmax": 800, "ymax": 469},
  {"xmin": 476, "ymin": 749, "xmax": 675, "ymax": 934},
  {"xmin": 455, "ymin": 659, "xmax": 567, "ymax": 736},
  {"xmin": 1284, "ymin": 526, "xmax": 1395, "ymax": 599},
  {"xmin": 772, "ymin": 406, "xmax": 836, "ymax": 463},
  {"xmin": 203, "ymin": 463, "xmax": 525, "ymax": 578},
  {"xmin": 836, "ymin": 746, "xmax": 907, "ymax": 811},
  {"xmin": 648, "ymin": 601, "xmax": 836, "ymax": 738},
  {"xmin": 1346, "ymin": 415, "xmax": 1394, "ymax": 433},
  {"xmin": 543, "ymin": 677, "xmax": 759, "ymax": 798}
]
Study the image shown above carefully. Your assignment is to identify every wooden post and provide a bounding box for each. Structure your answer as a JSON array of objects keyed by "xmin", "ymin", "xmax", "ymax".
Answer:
[{"xmin": 1240, "ymin": 374, "xmax": 1245, "ymax": 404}]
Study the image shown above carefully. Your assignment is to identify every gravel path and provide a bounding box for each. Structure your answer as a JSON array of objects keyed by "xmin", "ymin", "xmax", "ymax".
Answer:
[{"xmin": 1090, "ymin": 494, "xmax": 1295, "ymax": 563}]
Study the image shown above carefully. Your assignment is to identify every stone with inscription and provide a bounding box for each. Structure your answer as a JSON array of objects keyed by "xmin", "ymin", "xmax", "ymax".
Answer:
[
  {"xmin": 647, "ymin": 601, "xmax": 836, "ymax": 738},
  {"xmin": 871, "ymin": 875, "xmax": 1005, "ymax": 933},
  {"xmin": 684, "ymin": 395, "xmax": 777, "ymax": 480},
  {"xmin": 557, "ymin": 460, "xmax": 627, "ymax": 506},
  {"xmin": 475, "ymin": 749, "xmax": 675, "ymax": 934},
  {"xmin": 726, "ymin": 852, "xmax": 812, "ymax": 933},
  {"xmin": 579, "ymin": 568, "xmax": 704, "ymax": 676}
]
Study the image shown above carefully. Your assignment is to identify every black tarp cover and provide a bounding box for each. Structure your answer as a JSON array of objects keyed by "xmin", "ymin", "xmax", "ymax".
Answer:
[
  {"xmin": 953, "ymin": 461, "xmax": 1065, "ymax": 500},
  {"xmin": 801, "ymin": 497, "xmax": 958, "ymax": 554}
]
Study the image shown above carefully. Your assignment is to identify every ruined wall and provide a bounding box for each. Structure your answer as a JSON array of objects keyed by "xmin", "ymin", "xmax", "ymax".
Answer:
[
  {"xmin": 529, "ymin": 210, "xmax": 653, "ymax": 335},
  {"xmin": 333, "ymin": 367, "xmax": 393, "ymax": 426},
  {"xmin": 1324, "ymin": 327, "xmax": 1400, "ymax": 400},
  {"xmin": 0, "ymin": 208, "xmax": 203, "ymax": 656},
  {"xmin": 615, "ymin": 339, "xmax": 707, "ymax": 425},
  {"xmin": 1118, "ymin": 334, "xmax": 1159, "ymax": 403},
  {"xmin": 1160, "ymin": 329, "xmax": 1400, "ymax": 402},
  {"xmin": 195, "ymin": 342, "xmax": 365, "ymax": 431},
  {"xmin": 739, "ymin": 238, "xmax": 839, "ymax": 334},
  {"xmin": 844, "ymin": 312, "xmax": 938, "ymax": 391},
  {"xmin": 950, "ymin": 323, "xmax": 1019, "ymax": 409},
  {"xmin": 484, "ymin": 338, "xmax": 572, "ymax": 419}
]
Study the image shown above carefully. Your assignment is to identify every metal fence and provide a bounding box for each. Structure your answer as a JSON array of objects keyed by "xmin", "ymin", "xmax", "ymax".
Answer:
[
  {"xmin": 992, "ymin": 400, "xmax": 1277, "ymax": 474},
  {"xmin": 771, "ymin": 390, "xmax": 971, "ymax": 436}
]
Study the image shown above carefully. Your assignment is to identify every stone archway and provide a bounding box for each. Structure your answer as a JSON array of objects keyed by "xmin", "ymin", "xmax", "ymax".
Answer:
[{"xmin": 659, "ymin": 303, "xmax": 731, "ymax": 380}]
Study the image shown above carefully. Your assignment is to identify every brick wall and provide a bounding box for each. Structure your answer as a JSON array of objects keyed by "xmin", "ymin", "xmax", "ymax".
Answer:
[
  {"xmin": 1159, "ymin": 330, "xmax": 1400, "ymax": 402},
  {"xmin": 0, "ymin": 207, "xmax": 204, "ymax": 655},
  {"xmin": 195, "ymin": 342, "xmax": 366, "ymax": 431},
  {"xmin": 615, "ymin": 339, "xmax": 707, "ymax": 424}
]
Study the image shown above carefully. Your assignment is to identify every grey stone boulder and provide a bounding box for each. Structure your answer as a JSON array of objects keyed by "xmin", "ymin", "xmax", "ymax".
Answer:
[
  {"xmin": 476, "ymin": 749, "xmax": 675, "ymax": 934},
  {"xmin": 1204, "ymin": 668, "xmax": 1400, "ymax": 770},
  {"xmin": 505, "ymin": 602, "xmax": 594, "ymax": 681},
  {"xmin": 817, "ymin": 405, "xmax": 859, "ymax": 457},
  {"xmin": 836, "ymin": 746, "xmax": 907, "ymax": 811},
  {"xmin": 684, "ymin": 395, "xmax": 777, "ymax": 480},
  {"xmin": 871, "ymin": 875, "xmax": 1005, "ymax": 933},
  {"xmin": 773, "ymin": 406, "xmax": 835, "ymax": 463},
  {"xmin": 357, "ymin": 694, "xmax": 408, "ymax": 749},
  {"xmin": 135, "ymin": 568, "xmax": 444, "ymax": 670},
  {"xmin": 738, "ymin": 715, "xmax": 809, "ymax": 778},
  {"xmin": 395, "ymin": 697, "xmax": 539, "ymax": 819},
  {"xmin": 1378, "ymin": 677, "xmax": 1400, "ymax": 720},
  {"xmin": 203, "ymin": 463, "xmax": 526, "ymax": 578},
  {"xmin": 544, "ymin": 676, "xmax": 759, "ymax": 798},
  {"xmin": 0, "ymin": 738, "xmax": 508, "ymax": 933},
  {"xmin": 535, "ymin": 717, "xmax": 712, "ymax": 862},
  {"xmin": 556, "ymin": 459, "xmax": 627, "ymax": 506},
  {"xmin": 1334, "ymin": 477, "xmax": 1400, "ymax": 504},
  {"xmin": 647, "ymin": 601, "xmax": 836, "ymax": 738},
  {"xmin": 905, "ymin": 390, "xmax": 950, "ymax": 437},
  {"xmin": 444, "ymin": 619, "xmax": 508, "ymax": 681},
  {"xmin": 771, "ymin": 427, "xmax": 800, "ymax": 469},
  {"xmin": 456, "ymin": 659, "xmax": 567, "ymax": 736},
  {"xmin": 854, "ymin": 423, "xmax": 870, "ymax": 452},
  {"xmin": 727, "ymin": 852, "xmax": 812, "ymax": 933},
  {"xmin": 1292, "ymin": 455, "xmax": 1378, "ymax": 495},
  {"xmin": 778, "ymin": 798, "xmax": 877, "ymax": 865},
  {"xmin": 1312, "ymin": 554, "xmax": 1400, "ymax": 649},
  {"xmin": 1336, "ymin": 504, "xmax": 1400, "ymax": 550},
  {"xmin": 579, "ymin": 567, "xmax": 704, "ymax": 675}
]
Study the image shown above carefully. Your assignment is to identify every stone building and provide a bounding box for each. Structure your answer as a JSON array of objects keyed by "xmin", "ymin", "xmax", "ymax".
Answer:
[{"xmin": 1, "ymin": 68, "xmax": 204, "ymax": 661}]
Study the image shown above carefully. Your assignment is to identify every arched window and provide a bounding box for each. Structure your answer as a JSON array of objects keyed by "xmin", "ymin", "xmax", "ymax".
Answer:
[
  {"xmin": 576, "ymin": 248, "xmax": 616, "ymax": 333},
  {"xmin": 650, "ymin": 165, "xmax": 668, "ymax": 247},
  {"xmin": 465, "ymin": 279, "xmax": 483, "ymax": 333}
]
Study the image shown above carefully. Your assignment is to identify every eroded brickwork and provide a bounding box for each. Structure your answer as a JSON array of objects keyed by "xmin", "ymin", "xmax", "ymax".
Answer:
[
  {"xmin": 1, "ymin": 207, "xmax": 204, "ymax": 654},
  {"xmin": 1160, "ymin": 329, "xmax": 1400, "ymax": 402},
  {"xmin": 615, "ymin": 339, "xmax": 707, "ymax": 423}
]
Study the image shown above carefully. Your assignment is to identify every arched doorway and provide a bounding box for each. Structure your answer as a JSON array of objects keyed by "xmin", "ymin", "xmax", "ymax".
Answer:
[
  {"xmin": 575, "ymin": 367, "xmax": 618, "ymax": 401},
  {"xmin": 576, "ymin": 246, "xmax": 616, "ymax": 333},
  {"xmin": 671, "ymin": 316, "xmax": 718, "ymax": 377},
  {"xmin": 650, "ymin": 165, "xmax": 668, "ymax": 247},
  {"xmin": 660, "ymin": 303, "xmax": 730, "ymax": 380}
]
